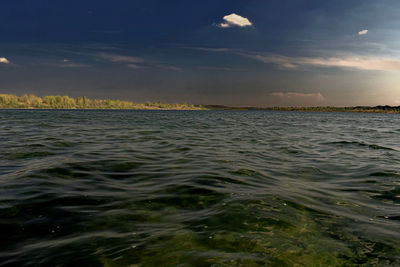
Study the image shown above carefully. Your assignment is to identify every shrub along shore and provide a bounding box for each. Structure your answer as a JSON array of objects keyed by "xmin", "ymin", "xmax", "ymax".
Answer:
[{"xmin": 0, "ymin": 94, "xmax": 206, "ymax": 110}]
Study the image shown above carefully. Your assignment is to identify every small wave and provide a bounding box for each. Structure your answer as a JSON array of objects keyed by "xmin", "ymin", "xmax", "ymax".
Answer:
[
  {"xmin": 147, "ymin": 185, "xmax": 227, "ymax": 210},
  {"xmin": 51, "ymin": 142, "xmax": 74, "ymax": 148},
  {"xmin": 371, "ymin": 187, "xmax": 400, "ymax": 203},
  {"xmin": 369, "ymin": 171, "xmax": 400, "ymax": 178},
  {"xmin": 27, "ymin": 144, "xmax": 46, "ymax": 148},
  {"xmin": 111, "ymin": 162, "xmax": 143, "ymax": 171},
  {"xmin": 378, "ymin": 215, "xmax": 400, "ymax": 221},
  {"xmin": 171, "ymin": 147, "xmax": 191, "ymax": 152},
  {"xmin": 326, "ymin": 141, "xmax": 396, "ymax": 151},
  {"xmin": 194, "ymin": 175, "xmax": 247, "ymax": 186},
  {"xmin": 137, "ymin": 130, "xmax": 163, "ymax": 135},
  {"xmin": 230, "ymin": 168, "xmax": 263, "ymax": 177},
  {"xmin": 9, "ymin": 151, "xmax": 54, "ymax": 159}
]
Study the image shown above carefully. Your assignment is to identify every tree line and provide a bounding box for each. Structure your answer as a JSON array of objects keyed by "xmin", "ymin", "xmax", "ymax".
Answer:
[{"xmin": 0, "ymin": 94, "xmax": 205, "ymax": 110}]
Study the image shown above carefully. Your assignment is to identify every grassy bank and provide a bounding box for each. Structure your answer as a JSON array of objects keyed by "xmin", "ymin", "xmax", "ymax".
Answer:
[{"xmin": 0, "ymin": 94, "xmax": 206, "ymax": 110}]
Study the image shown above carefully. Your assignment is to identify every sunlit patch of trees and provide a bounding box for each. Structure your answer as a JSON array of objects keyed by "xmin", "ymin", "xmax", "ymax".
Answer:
[{"xmin": 0, "ymin": 94, "xmax": 206, "ymax": 110}]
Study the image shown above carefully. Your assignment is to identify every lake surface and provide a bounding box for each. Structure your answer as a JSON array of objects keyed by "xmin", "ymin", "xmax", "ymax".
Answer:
[{"xmin": 1, "ymin": 110, "xmax": 400, "ymax": 266}]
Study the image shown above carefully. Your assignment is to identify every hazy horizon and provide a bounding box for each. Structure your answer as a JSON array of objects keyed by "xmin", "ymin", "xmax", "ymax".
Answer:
[{"xmin": 1, "ymin": 0, "xmax": 400, "ymax": 107}]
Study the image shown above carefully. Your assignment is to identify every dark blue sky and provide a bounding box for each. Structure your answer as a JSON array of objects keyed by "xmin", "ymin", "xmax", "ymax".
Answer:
[{"xmin": 1, "ymin": 0, "xmax": 400, "ymax": 106}]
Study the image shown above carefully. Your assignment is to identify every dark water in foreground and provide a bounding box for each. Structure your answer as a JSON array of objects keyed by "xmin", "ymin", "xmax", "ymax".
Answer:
[{"xmin": 1, "ymin": 110, "xmax": 400, "ymax": 266}]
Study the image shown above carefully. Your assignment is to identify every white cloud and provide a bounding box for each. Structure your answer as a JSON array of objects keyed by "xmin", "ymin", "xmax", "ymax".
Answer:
[
  {"xmin": 218, "ymin": 13, "xmax": 252, "ymax": 28},
  {"xmin": 0, "ymin": 57, "xmax": 10, "ymax": 64},
  {"xmin": 98, "ymin": 53, "xmax": 144, "ymax": 63},
  {"xmin": 270, "ymin": 92, "xmax": 326, "ymax": 106},
  {"xmin": 358, "ymin": 29, "xmax": 368, "ymax": 35}
]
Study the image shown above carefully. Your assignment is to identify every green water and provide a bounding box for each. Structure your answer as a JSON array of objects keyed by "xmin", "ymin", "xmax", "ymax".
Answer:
[{"xmin": 1, "ymin": 110, "xmax": 399, "ymax": 266}]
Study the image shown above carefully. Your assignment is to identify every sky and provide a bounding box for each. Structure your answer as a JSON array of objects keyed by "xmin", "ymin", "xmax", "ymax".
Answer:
[{"xmin": 1, "ymin": 0, "xmax": 400, "ymax": 106}]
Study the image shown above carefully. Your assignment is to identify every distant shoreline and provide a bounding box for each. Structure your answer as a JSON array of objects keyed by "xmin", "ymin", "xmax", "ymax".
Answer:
[
  {"xmin": 1, "ymin": 94, "xmax": 400, "ymax": 113},
  {"xmin": 1, "ymin": 107, "xmax": 399, "ymax": 113},
  {"xmin": 2, "ymin": 106, "xmax": 400, "ymax": 114},
  {"xmin": 203, "ymin": 105, "xmax": 400, "ymax": 113}
]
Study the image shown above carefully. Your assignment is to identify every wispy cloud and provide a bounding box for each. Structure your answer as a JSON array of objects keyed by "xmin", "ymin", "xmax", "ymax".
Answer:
[
  {"xmin": 236, "ymin": 52, "xmax": 400, "ymax": 71},
  {"xmin": 197, "ymin": 66, "xmax": 241, "ymax": 71},
  {"xmin": 236, "ymin": 53, "xmax": 298, "ymax": 69},
  {"xmin": 56, "ymin": 63, "xmax": 90, "ymax": 68},
  {"xmin": 190, "ymin": 47, "xmax": 231, "ymax": 52},
  {"xmin": 44, "ymin": 59, "xmax": 90, "ymax": 68},
  {"xmin": 270, "ymin": 92, "xmax": 326, "ymax": 106},
  {"xmin": 358, "ymin": 29, "xmax": 368, "ymax": 35},
  {"xmin": 98, "ymin": 52, "xmax": 145, "ymax": 64},
  {"xmin": 98, "ymin": 52, "xmax": 147, "ymax": 69},
  {"xmin": 218, "ymin": 13, "xmax": 252, "ymax": 28},
  {"xmin": 155, "ymin": 64, "xmax": 182, "ymax": 71},
  {"xmin": 0, "ymin": 57, "xmax": 10, "ymax": 64},
  {"xmin": 188, "ymin": 46, "xmax": 400, "ymax": 72},
  {"xmin": 98, "ymin": 52, "xmax": 182, "ymax": 71},
  {"xmin": 127, "ymin": 64, "xmax": 145, "ymax": 69}
]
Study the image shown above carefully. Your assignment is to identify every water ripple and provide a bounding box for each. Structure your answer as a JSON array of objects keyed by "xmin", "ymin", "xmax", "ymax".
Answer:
[{"xmin": 1, "ymin": 110, "xmax": 400, "ymax": 266}]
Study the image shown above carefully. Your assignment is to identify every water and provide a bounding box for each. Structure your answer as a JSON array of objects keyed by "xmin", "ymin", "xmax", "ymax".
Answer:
[{"xmin": 1, "ymin": 110, "xmax": 400, "ymax": 266}]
